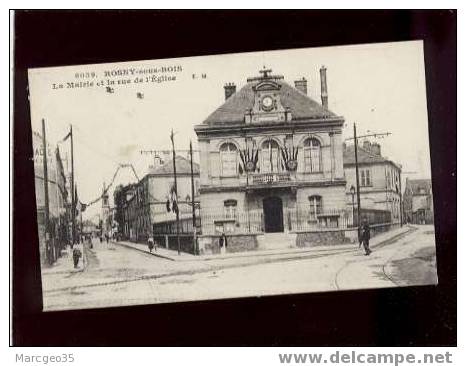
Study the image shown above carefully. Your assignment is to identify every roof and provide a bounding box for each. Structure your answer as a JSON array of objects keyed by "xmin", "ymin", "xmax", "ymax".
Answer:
[
  {"xmin": 148, "ymin": 155, "xmax": 199, "ymax": 175},
  {"xmin": 202, "ymin": 77, "xmax": 337, "ymax": 126},
  {"xmin": 343, "ymin": 144, "xmax": 389, "ymax": 165},
  {"xmin": 405, "ymin": 179, "xmax": 432, "ymax": 195}
]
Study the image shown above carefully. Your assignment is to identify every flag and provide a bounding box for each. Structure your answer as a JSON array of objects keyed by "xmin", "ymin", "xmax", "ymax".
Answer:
[
  {"xmin": 61, "ymin": 131, "xmax": 71, "ymax": 142},
  {"xmin": 74, "ymin": 185, "xmax": 79, "ymax": 217},
  {"xmin": 269, "ymin": 143, "xmax": 273, "ymax": 172},
  {"xmin": 254, "ymin": 149, "xmax": 260, "ymax": 172},
  {"xmin": 169, "ymin": 184, "xmax": 179, "ymax": 214}
]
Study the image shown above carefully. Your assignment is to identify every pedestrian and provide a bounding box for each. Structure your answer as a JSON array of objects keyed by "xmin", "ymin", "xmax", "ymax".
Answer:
[
  {"xmin": 72, "ymin": 246, "xmax": 82, "ymax": 268},
  {"xmin": 105, "ymin": 233, "xmax": 109, "ymax": 244},
  {"xmin": 360, "ymin": 218, "xmax": 372, "ymax": 256},
  {"xmin": 147, "ymin": 236, "xmax": 155, "ymax": 253},
  {"xmin": 219, "ymin": 232, "xmax": 228, "ymax": 254}
]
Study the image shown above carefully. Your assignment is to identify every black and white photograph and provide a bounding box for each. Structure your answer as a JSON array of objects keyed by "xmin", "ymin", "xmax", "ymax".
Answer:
[{"xmin": 27, "ymin": 41, "xmax": 439, "ymax": 312}]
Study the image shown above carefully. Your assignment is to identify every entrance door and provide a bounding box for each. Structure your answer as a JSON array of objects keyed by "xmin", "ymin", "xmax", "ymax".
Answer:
[{"xmin": 263, "ymin": 196, "xmax": 284, "ymax": 232}]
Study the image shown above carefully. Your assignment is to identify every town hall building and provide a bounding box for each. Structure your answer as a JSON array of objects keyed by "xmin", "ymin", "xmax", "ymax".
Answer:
[{"xmin": 194, "ymin": 67, "xmax": 347, "ymax": 252}]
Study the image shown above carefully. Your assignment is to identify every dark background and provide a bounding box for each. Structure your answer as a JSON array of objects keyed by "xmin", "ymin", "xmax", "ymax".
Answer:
[{"xmin": 13, "ymin": 10, "xmax": 456, "ymax": 346}]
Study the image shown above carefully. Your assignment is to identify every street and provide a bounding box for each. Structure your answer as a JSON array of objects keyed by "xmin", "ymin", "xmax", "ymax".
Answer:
[{"xmin": 42, "ymin": 225, "xmax": 437, "ymax": 311}]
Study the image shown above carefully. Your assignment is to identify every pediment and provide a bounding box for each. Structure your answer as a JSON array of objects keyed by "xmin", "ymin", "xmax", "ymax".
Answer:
[{"xmin": 253, "ymin": 80, "xmax": 281, "ymax": 92}]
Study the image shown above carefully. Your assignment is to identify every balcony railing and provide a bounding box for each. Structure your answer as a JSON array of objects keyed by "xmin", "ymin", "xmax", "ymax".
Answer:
[{"xmin": 251, "ymin": 172, "xmax": 291, "ymax": 185}]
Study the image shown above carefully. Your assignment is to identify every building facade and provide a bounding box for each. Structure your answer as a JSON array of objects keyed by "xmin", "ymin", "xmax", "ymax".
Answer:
[
  {"xmin": 115, "ymin": 156, "xmax": 200, "ymax": 242},
  {"xmin": 403, "ymin": 178, "xmax": 434, "ymax": 224},
  {"xmin": 194, "ymin": 67, "xmax": 347, "ymax": 251},
  {"xmin": 343, "ymin": 141, "xmax": 402, "ymax": 224}
]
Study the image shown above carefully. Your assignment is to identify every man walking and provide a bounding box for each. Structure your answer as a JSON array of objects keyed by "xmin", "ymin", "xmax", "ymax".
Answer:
[
  {"xmin": 147, "ymin": 236, "xmax": 155, "ymax": 253},
  {"xmin": 360, "ymin": 218, "xmax": 372, "ymax": 256},
  {"xmin": 219, "ymin": 232, "xmax": 228, "ymax": 255},
  {"xmin": 72, "ymin": 245, "xmax": 82, "ymax": 268}
]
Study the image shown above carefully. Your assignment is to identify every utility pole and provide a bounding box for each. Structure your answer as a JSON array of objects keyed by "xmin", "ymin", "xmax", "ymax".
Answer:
[
  {"xmin": 346, "ymin": 128, "xmax": 392, "ymax": 228},
  {"xmin": 398, "ymin": 169, "xmax": 403, "ymax": 227},
  {"xmin": 70, "ymin": 124, "xmax": 75, "ymax": 247},
  {"xmin": 242, "ymin": 131, "xmax": 251, "ymax": 232},
  {"xmin": 189, "ymin": 140, "xmax": 197, "ymax": 255},
  {"xmin": 170, "ymin": 129, "xmax": 181, "ymax": 255},
  {"xmin": 353, "ymin": 123, "xmax": 361, "ymax": 228},
  {"xmin": 41, "ymin": 119, "xmax": 51, "ymax": 264}
]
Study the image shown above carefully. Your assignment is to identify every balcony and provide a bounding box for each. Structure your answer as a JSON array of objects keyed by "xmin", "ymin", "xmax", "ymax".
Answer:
[{"xmin": 250, "ymin": 172, "xmax": 291, "ymax": 185}]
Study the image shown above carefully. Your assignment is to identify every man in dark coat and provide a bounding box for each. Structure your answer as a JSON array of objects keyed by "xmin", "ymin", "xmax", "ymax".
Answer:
[
  {"xmin": 219, "ymin": 232, "xmax": 228, "ymax": 254},
  {"xmin": 72, "ymin": 246, "xmax": 82, "ymax": 268},
  {"xmin": 360, "ymin": 218, "xmax": 372, "ymax": 255}
]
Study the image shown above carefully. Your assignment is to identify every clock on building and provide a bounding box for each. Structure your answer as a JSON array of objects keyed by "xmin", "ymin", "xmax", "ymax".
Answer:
[{"xmin": 261, "ymin": 95, "xmax": 274, "ymax": 111}]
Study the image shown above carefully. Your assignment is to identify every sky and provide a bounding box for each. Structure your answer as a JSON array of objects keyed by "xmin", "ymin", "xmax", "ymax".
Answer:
[{"xmin": 28, "ymin": 40, "xmax": 431, "ymax": 221}]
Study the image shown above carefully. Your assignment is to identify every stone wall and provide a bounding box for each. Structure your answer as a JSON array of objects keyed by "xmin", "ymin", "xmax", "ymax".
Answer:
[
  {"xmin": 154, "ymin": 234, "xmax": 195, "ymax": 254},
  {"xmin": 296, "ymin": 230, "xmax": 348, "ymax": 247},
  {"xmin": 198, "ymin": 234, "xmax": 258, "ymax": 255}
]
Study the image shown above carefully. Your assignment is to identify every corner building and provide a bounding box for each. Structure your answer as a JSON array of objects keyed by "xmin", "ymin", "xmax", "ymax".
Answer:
[{"xmin": 194, "ymin": 68, "xmax": 347, "ymax": 252}]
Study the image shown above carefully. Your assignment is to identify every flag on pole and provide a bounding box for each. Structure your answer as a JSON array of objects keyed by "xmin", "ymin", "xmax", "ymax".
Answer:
[
  {"xmin": 170, "ymin": 184, "xmax": 179, "ymax": 214},
  {"xmin": 61, "ymin": 131, "xmax": 71, "ymax": 142},
  {"xmin": 74, "ymin": 185, "xmax": 79, "ymax": 218},
  {"xmin": 269, "ymin": 142, "xmax": 273, "ymax": 172}
]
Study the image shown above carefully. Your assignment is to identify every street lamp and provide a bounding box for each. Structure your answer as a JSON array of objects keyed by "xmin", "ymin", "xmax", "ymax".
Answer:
[{"xmin": 350, "ymin": 185, "xmax": 356, "ymax": 227}]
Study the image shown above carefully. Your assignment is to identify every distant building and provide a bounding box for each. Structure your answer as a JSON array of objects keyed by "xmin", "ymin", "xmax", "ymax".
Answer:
[
  {"xmin": 403, "ymin": 179, "xmax": 434, "ymax": 224},
  {"xmin": 113, "ymin": 183, "xmax": 137, "ymax": 237},
  {"xmin": 116, "ymin": 156, "xmax": 200, "ymax": 242},
  {"xmin": 101, "ymin": 183, "xmax": 112, "ymax": 237},
  {"xmin": 343, "ymin": 141, "xmax": 402, "ymax": 224}
]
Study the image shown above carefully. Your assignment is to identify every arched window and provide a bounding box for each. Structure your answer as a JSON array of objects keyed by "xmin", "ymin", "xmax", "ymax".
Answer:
[
  {"xmin": 261, "ymin": 139, "xmax": 280, "ymax": 173},
  {"xmin": 309, "ymin": 195, "xmax": 322, "ymax": 219},
  {"xmin": 220, "ymin": 142, "xmax": 238, "ymax": 176},
  {"xmin": 303, "ymin": 138, "xmax": 321, "ymax": 172}
]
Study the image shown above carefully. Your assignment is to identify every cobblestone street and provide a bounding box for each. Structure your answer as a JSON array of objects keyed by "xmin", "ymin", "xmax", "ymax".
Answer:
[{"xmin": 42, "ymin": 225, "xmax": 437, "ymax": 311}]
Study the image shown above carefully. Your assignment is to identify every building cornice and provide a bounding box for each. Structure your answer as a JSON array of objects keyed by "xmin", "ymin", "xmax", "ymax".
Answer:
[
  {"xmin": 195, "ymin": 117, "xmax": 345, "ymax": 138},
  {"xmin": 199, "ymin": 179, "xmax": 346, "ymax": 194}
]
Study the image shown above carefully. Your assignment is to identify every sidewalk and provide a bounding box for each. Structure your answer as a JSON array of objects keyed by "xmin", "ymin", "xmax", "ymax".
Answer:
[
  {"xmin": 114, "ymin": 225, "xmax": 413, "ymax": 263},
  {"xmin": 41, "ymin": 244, "xmax": 87, "ymax": 275}
]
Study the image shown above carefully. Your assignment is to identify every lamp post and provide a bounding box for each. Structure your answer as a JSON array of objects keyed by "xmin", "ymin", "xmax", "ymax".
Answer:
[{"xmin": 350, "ymin": 185, "xmax": 356, "ymax": 227}]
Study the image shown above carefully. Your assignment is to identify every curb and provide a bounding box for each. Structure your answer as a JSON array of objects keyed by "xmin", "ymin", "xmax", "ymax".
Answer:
[
  {"xmin": 115, "ymin": 241, "xmax": 176, "ymax": 261},
  {"xmin": 115, "ymin": 227, "xmax": 413, "ymax": 263},
  {"xmin": 371, "ymin": 226, "xmax": 416, "ymax": 249}
]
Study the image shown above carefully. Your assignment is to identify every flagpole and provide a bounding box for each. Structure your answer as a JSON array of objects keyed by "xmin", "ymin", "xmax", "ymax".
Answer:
[
  {"xmin": 354, "ymin": 123, "xmax": 361, "ymax": 228},
  {"xmin": 189, "ymin": 140, "xmax": 197, "ymax": 255},
  {"xmin": 41, "ymin": 119, "xmax": 51, "ymax": 264},
  {"xmin": 244, "ymin": 132, "xmax": 251, "ymax": 232},
  {"xmin": 70, "ymin": 124, "xmax": 75, "ymax": 247},
  {"xmin": 170, "ymin": 129, "xmax": 181, "ymax": 255}
]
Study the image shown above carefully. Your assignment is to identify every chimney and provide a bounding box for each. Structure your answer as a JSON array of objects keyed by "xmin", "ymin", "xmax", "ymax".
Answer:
[
  {"xmin": 319, "ymin": 65, "xmax": 328, "ymax": 109},
  {"xmin": 370, "ymin": 142, "xmax": 381, "ymax": 156},
  {"xmin": 363, "ymin": 140, "xmax": 371, "ymax": 151},
  {"xmin": 294, "ymin": 77, "xmax": 308, "ymax": 95},
  {"xmin": 224, "ymin": 82, "xmax": 236, "ymax": 100}
]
